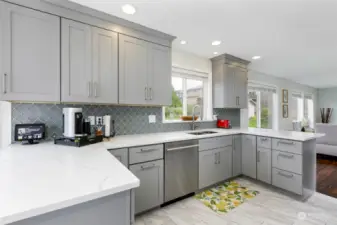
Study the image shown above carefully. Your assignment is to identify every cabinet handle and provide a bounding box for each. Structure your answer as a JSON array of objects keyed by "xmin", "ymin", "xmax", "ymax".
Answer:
[
  {"xmin": 144, "ymin": 87, "xmax": 148, "ymax": 100},
  {"xmin": 218, "ymin": 152, "xmax": 220, "ymax": 164},
  {"xmin": 278, "ymin": 171, "xmax": 294, "ymax": 179},
  {"xmin": 149, "ymin": 87, "xmax": 153, "ymax": 100},
  {"xmin": 166, "ymin": 144, "xmax": 199, "ymax": 152},
  {"xmin": 3, "ymin": 73, "xmax": 7, "ymax": 94},
  {"xmin": 139, "ymin": 148, "xmax": 157, "ymax": 153},
  {"xmin": 278, "ymin": 141, "xmax": 295, "ymax": 146},
  {"xmin": 278, "ymin": 153, "xmax": 294, "ymax": 159},
  {"xmin": 141, "ymin": 164, "xmax": 156, "ymax": 170},
  {"xmin": 87, "ymin": 82, "xmax": 91, "ymax": 97},
  {"xmin": 214, "ymin": 152, "xmax": 218, "ymax": 164},
  {"xmin": 94, "ymin": 82, "xmax": 98, "ymax": 97}
]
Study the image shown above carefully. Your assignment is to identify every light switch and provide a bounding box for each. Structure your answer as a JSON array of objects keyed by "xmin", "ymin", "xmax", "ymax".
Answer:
[{"xmin": 149, "ymin": 115, "xmax": 156, "ymax": 123}]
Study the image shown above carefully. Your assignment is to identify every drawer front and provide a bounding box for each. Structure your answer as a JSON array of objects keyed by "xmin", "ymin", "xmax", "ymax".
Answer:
[
  {"xmin": 199, "ymin": 135, "xmax": 232, "ymax": 152},
  {"xmin": 109, "ymin": 148, "xmax": 128, "ymax": 167},
  {"xmin": 129, "ymin": 144, "xmax": 163, "ymax": 164},
  {"xmin": 272, "ymin": 139, "xmax": 302, "ymax": 155},
  {"xmin": 272, "ymin": 168, "xmax": 302, "ymax": 195},
  {"xmin": 257, "ymin": 136, "xmax": 272, "ymax": 149},
  {"xmin": 272, "ymin": 150, "xmax": 302, "ymax": 174}
]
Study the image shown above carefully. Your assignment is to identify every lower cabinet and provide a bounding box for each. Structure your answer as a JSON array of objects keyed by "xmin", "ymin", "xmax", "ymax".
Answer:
[
  {"xmin": 257, "ymin": 148, "xmax": 271, "ymax": 184},
  {"xmin": 232, "ymin": 135, "xmax": 242, "ymax": 177},
  {"xmin": 242, "ymin": 135, "xmax": 257, "ymax": 179},
  {"xmin": 108, "ymin": 148, "xmax": 128, "ymax": 167},
  {"xmin": 129, "ymin": 160, "xmax": 164, "ymax": 214}
]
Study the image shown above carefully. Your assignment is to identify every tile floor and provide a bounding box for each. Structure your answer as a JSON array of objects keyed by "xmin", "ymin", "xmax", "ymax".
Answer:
[{"xmin": 135, "ymin": 177, "xmax": 337, "ymax": 225}]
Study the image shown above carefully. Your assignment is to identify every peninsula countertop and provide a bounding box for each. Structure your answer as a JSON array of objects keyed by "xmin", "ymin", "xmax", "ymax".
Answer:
[{"xmin": 0, "ymin": 128, "xmax": 324, "ymax": 224}]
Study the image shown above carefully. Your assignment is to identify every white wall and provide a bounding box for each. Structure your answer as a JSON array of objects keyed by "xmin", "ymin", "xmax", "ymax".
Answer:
[
  {"xmin": 317, "ymin": 88, "xmax": 337, "ymax": 124},
  {"xmin": 249, "ymin": 70, "xmax": 318, "ymax": 130}
]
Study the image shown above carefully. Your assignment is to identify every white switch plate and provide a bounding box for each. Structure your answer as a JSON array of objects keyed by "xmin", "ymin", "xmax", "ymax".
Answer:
[
  {"xmin": 88, "ymin": 116, "xmax": 95, "ymax": 125},
  {"xmin": 148, "ymin": 115, "xmax": 156, "ymax": 123}
]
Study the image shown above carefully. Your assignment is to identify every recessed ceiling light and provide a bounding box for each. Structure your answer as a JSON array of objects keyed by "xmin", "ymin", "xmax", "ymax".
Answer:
[
  {"xmin": 122, "ymin": 4, "xmax": 136, "ymax": 15},
  {"xmin": 180, "ymin": 40, "xmax": 187, "ymax": 45},
  {"xmin": 212, "ymin": 40, "xmax": 221, "ymax": 46},
  {"xmin": 213, "ymin": 52, "xmax": 218, "ymax": 55},
  {"xmin": 252, "ymin": 56, "xmax": 261, "ymax": 60}
]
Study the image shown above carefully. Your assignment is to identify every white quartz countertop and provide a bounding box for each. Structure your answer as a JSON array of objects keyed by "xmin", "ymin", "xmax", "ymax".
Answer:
[{"xmin": 0, "ymin": 128, "xmax": 324, "ymax": 224}]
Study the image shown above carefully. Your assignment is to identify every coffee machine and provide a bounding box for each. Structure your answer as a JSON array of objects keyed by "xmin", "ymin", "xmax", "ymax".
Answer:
[{"xmin": 63, "ymin": 108, "xmax": 84, "ymax": 138}]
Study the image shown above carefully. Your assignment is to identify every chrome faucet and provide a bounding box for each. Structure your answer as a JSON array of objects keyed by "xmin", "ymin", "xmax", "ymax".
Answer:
[{"xmin": 191, "ymin": 105, "xmax": 201, "ymax": 130}]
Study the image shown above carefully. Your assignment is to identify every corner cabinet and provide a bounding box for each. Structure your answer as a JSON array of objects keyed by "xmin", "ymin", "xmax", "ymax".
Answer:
[
  {"xmin": 242, "ymin": 135, "xmax": 257, "ymax": 179},
  {"xmin": 211, "ymin": 54, "xmax": 249, "ymax": 109},
  {"xmin": 0, "ymin": 2, "xmax": 61, "ymax": 102},
  {"xmin": 119, "ymin": 34, "xmax": 172, "ymax": 106}
]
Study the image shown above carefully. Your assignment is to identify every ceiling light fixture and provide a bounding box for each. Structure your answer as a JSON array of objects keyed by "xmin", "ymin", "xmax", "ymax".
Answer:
[
  {"xmin": 122, "ymin": 4, "xmax": 136, "ymax": 15},
  {"xmin": 252, "ymin": 56, "xmax": 261, "ymax": 60},
  {"xmin": 213, "ymin": 52, "xmax": 218, "ymax": 55},
  {"xmin": 212, "ymin": 40, "xmax": 221, "ymax": 46},
  {"xmin": 180, "ymin": 40, "xmax": 187, "ymax": 45}
]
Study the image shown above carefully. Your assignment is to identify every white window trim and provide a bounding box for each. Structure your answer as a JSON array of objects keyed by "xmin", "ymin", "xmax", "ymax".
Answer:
[{"xmin": 163, "ymin": 66, "xmax": 212, "ymax": 123}]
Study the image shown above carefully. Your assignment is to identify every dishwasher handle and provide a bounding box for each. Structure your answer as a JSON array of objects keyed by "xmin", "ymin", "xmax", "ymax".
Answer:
[{"xmin": 166, "ymin": 144, "xmax": 199, "ymax": 152}]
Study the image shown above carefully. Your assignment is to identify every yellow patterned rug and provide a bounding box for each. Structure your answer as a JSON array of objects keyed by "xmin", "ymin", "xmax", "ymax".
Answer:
[{"xmin": 195, "ymin": 181, "xmax": 259, "ymax": 214}]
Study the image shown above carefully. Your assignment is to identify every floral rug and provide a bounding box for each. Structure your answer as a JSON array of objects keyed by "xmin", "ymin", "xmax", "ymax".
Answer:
[{"xmin": 195, "ymin": 181, "xmax": 259, "ymax": 214}]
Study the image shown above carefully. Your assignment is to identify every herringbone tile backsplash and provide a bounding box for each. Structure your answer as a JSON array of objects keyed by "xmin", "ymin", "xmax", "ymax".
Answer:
[{"xmin": 11, "ymin": 103, "xmax": 240, "ymax": 141}]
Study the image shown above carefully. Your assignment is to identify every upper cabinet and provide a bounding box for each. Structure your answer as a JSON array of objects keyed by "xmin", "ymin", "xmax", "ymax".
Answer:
[
  {"xmin": 212, "ymin": 54, "xmax": 250, "ymax": 109},
  {"xmin": 61, "ymin": 19, "xmax": 118, "ymax": 104},
  {"xmin": 119, "ymin": 34, "xmax": 172, "ymax": 106},
  {"xmin": 0, "ymin": 2, "xmax": 61, "ymax": 102}
]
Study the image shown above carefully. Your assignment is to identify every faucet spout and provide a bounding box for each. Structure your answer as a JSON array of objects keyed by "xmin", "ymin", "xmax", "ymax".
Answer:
[{"xmin": 191, "ymin": 105, "xmax": 201, "ymax": 130}]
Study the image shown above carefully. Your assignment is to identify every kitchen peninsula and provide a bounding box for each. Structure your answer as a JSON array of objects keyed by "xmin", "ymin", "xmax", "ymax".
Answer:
[{"xmin": 0, "ymin": 128, "xmax": 324, "ymax": 225}]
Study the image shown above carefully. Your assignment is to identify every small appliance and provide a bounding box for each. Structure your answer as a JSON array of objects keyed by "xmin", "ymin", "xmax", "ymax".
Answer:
[
  {"xmin": 217, "ymin": 119, "xmax": 231, "ymax": 129},
  {"xmin": 62, "ymin": 108, "xmax": 84, "ymax": 138},
  {"xmin": 15, "ymin": 123, "xmax": 45, "ymax": 144}
]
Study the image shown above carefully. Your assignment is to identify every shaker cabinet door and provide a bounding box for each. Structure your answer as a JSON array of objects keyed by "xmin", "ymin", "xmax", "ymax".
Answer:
[
  {"xmin": 199, "ymin": 150, "xmax": 217, "ymax": 189},
  {"xmin": 242, "ymin": 135, "xmax": 257, "ymax": 179},
  {"xmin": 92, "ymin": 27, "xmax": 118, "ymax": 104},
  {"xmin": 235, "ymin": 68, "xmax": 248, "ymax": 109},
  {"xmin": 61, "ymin": 18, "xmax": 92, "ymax": 103},
  {"xmin": 257, "ymin": 148, "xmax": 272, "ymax": 184},
  {"xmin": 0, "ymin": 2, "xmax": 60, "ymax": 101},
  {"xmin": 119, "ymin": 34, "xmax": 148, "ymax": 105},
  {"xmin": 218, "ymin": 146, "xmax": 233, "ymax": 181},
  {"xmin": 232, "ymin": 135, "xmax": 242, "ymax": 177}
]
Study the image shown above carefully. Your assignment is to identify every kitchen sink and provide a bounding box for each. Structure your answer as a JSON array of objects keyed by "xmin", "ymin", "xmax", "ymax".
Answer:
[{"xmin": 188, "ymin": 131, "xmax": 218, "ymax": 135}]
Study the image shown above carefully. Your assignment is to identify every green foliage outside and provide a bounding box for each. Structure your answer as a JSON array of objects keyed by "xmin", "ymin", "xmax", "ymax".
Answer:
[
  {"xmin": 165, "ymin": 90, "xmax": 183, "ymax": 120},
  {"xmin": 249, "ymin": 107, "xmax": 270, "ymax": 128}
]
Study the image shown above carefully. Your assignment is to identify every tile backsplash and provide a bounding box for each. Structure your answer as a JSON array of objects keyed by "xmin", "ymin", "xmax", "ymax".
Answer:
[{"xmin": 11, "ymin": 103, "xmax": 240, "ymax": 141}]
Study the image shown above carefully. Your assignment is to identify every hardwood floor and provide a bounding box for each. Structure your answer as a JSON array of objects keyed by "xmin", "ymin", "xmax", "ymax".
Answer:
[{"xmin": 317, "ymin": 162, "xmax": 337, "ymax": 198}]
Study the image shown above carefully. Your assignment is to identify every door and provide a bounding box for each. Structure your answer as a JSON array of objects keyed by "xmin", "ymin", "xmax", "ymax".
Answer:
[
  {"xmin": 218, "ymin": 146, "xmax": 233, "ymax": 181},
  {"xmin": 242, "ymin": 135, "xmax": 257, "ymax": 179},
  {"xmin": 92, "ymin": 27, "xmax": 118, "ymax": 104},
  {"xmin": 235, "ymin": 67, "xmax": 248, "ymax": 109},
  {"xmin": 199, "ymin": 149, "xmax": 218, "ymax": 189},
  {"xmin": 147, "ymin": 43, "xmax": 172, "ymax": 105},
  {"xmin": 61, "ymin": 19, "xmax": 92, "ymax": 103},
  {"xmin": 223, "ymin": 65, "xmax": 237, "ymax": 108},
  {"xmin": 257, "ymin": 148, "xmax": 272, "ymax": 184},
  {"xmin": 129, "ymin": 160, "xmax": 164, "ymax": 214},
  {"xmin": 0, "ymin": 2, "xmax": 60, "ymax": 101},
  {"xmin": 109, "ymin": 148, "xmax": 128, "ymax": 167},
  {"xmin": 232, "ymin": 135, "xmax": 242, "ymax": 176},
  {"xmin": 119, "ymin": 34, "xmax": 148, "ymax": 105}
]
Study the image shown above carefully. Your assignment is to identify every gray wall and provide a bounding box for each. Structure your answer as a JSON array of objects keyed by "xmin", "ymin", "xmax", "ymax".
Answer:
[
  {"xmin": 317, "ymin": 87, "xmax": 337, "ymax": 124},
  {"xmin": 12, "ymin": 103, "xmax": 240, "ymax": 141}
]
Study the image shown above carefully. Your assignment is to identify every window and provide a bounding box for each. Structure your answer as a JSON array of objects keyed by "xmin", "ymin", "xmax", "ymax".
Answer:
[
  {"xmin": 304, "ymin": 94, "xmax": 314, "ymax": 128},
  {"xmin": 290, "ymin": 92, "xmax": 314, "ymax": 128},
  {"xmin": 164, "ymin": 67, "xmax": 210, "ymax": 122},
  {"xmin": 290, "ymin": 92, "xmax": 303, "ymax": 122},
  {"xmin": 248, "ymin": 83, "xmax": 276, "ymax": 129}
]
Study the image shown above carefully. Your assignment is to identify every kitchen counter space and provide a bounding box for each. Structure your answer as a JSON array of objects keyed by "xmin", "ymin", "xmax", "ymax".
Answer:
[
  {"xmin": 103, "ymin": 128, "xmax": 325, "ymax": 150},
  {"xmin": 0, "ymin": 143, "xmax": 139, "ymax": 225}
]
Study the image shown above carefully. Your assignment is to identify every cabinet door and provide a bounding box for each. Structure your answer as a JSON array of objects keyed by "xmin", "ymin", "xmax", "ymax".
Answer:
[
  {"xmin": 232, "ymin": 135, "xmax": 242, "ymax": 177},
  {"xmin": 199, "ymin": 149, "xmax": 217, "ymax": 189},
  {"xmin": 0, "ymin": 2, "xmax": 60, "ymax": 101},
  {"xmin": 61, "ymin": 19, "xmax": 92, "ymax": 103},
  {"xmin": 147, "ymin": 43, "xmax": 172, "ymax": 105},
  {"xmin": 242, "ymin": 135, "xmax": 257, "ymax": 179},
  {"xmin": 119, "ymin": 34, "xmax": 148, "ymax": 105},
  {"xmin": 218, "ymin": 146, "xmax": 233, "ymax": 181},
  {"xmin": 92, "ymin": 27, "xmax": 118, "ymax": 104},
  {"xmin": 129, "ymin": 160, "xmax": 164, "ymax": 214},
  {"xmin": 224, "ymin": 65, "xmax": 237, "ymax": 108},
  {"xmin": 109, "ymin": 148, "xmax": 128, "ymax": 167},
  {"xmin": 235, "ymin": 68, "xmax": 248, "ymax": 109},
  {"xmin": 257, "ymin": 148, "xmax": 272, "ymax": 184}
]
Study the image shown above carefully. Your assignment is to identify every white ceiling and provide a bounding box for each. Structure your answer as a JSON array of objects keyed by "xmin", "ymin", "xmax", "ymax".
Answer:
[{"xmin": 70, "ymin": 0, "xmax": 337, "ymax": 88}]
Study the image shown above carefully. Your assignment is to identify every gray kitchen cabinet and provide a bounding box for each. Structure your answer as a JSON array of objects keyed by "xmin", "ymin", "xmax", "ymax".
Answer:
[
  {"xmin": 92, "ymin": 27, "xmax": 118, "ymax": 104},
  {"xmin": 119, "ymin": 34, "xmax": 149, "ymax": 105},
  {"xmin": 0, "ymin": 2, "xmax": 60, "ymax": 102},
  {"xmin": 108, "ymin": 148, "xmax": 128, "ymax": 167},
  {"xmin": 257, "ymin": 147, "xmax": 272, "ymax": 184},
  {"xmin": 129, "ymin": 159, "xmax": 164, "ymax": 214},
  {"xmin": 232, "ymin": 135, "xmax": 242, "ymax": 177},
  {"xmin": 211, "ymin": 54, "xmax": 250, "ymax": 109},
  {"xmin": 242, "ymin": 135, "xmax": 257, "ymax": 179},
  {"xmin": 218, "ymin": 146, "xmax": 233, "ymax": 181},
  {"xmin": 61, "ymin": 18, "xmax": 92, "ymax": 103}
]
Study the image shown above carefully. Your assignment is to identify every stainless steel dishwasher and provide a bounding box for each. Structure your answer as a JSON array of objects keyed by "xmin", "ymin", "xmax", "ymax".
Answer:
[{"xmin": 164, "ymin": 140, "xmax": 199, "ymax": 202}]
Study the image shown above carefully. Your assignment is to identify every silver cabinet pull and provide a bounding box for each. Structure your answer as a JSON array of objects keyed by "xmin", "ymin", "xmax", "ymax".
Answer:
[
  {"xmin": 238, "ymin": 97, "xmax": 240, "ymax": 106},
  {"xmin": 278, "ymin": 153, "xmax": 294, "ymax": 159},
  {"xmin": 218, "ymin": 152, "xmax": 221, "ymax": 164},
  {"xmin": 214, "ymin": 152, "xmax": 218, "ymax": 164},
  {"xmin": 278, "ymin": 141, "xmax": 295, "ymax": 146},
  {"xmin": 87, "ymin": 82, "xmax": 91, "ymax": 97},
  {"xmin": 141, "ymin": 164, "xmax": 156, "ymax": 170},
  {"xmin": 3, "ymin": 73, "xmax": 7, "ymax": 94},
  {"xmin": 138, "ymin": 148, "xmax": 157, "ymax": 153},
  {"xmin": 261, "ymin": 138, "xmax": 268, "ymax": 142},
  {"xmin": 144, "ymin": 87, "xmax": 147, "ymax": 100},
  {"xmin": 166, "ymin": 144, "xmax": 199, "ymax": 152},
  {"xmin": 94, "ymin": 82, "xmax": 98, "ymax": 97},
  {"xmin": 149, "ymin": 87, "xmax": 153, "ymax": 100},
  {"xmin": 278, "ymin": 171, "xmax": 294, "ymax": 179}
]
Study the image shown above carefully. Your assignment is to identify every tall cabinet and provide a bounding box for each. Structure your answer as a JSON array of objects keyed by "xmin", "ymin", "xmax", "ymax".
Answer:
[
  {"xmin": 0, "ymin": 2, "xmax": 60, "ymax": 102},
  {"xmin": 211, "ymin": 54, "xmax": 250, "ymax": 108}
]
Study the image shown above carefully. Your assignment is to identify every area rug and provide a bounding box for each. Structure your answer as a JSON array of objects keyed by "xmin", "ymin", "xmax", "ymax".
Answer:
[{"xmin": 195, "ymin": 181, "xmax": 259, "ymax": 214}]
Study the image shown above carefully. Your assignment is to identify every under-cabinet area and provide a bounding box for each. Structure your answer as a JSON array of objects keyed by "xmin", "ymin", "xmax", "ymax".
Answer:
[{"xmin": 109, "ymin": 133, "xmax": 317, "ymax": 214}]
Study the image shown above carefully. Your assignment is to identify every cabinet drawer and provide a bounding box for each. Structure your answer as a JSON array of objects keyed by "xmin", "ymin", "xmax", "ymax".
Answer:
[
  {"xmin": 272, "ymin": 139, "xmax": 302, "ymax": 155},
  {"xmin": 109, "ymin": 148, "xmax": 128, "ymax": 167},
  {"xmin": 272, "ymin": 150, "xmax": 302, "ymax": 174},
  {"xmin": 272, "ymin": 168, "xmax": 302, "ymax": 195},
  {"xmin": 257, "ymin": 136, "xmax": 271, "ymax": 149},
  {"xmin": 199, "ymin": 135, "xmax": 232, "ymax": 152},
  {"xmin": 129, "ymin": 144, "xmax": 163, "ymax": 164}
]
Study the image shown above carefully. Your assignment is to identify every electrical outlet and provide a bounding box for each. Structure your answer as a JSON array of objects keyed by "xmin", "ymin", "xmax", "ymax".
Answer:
[
  {"xmin": 148, "ymin": 115, "xmax": 156, "ymax": 123},
  {"xmin": 96, "ymin": 116, "xmax": 103, "ymax": 125},
  {"xmin": 88, "ymin": 116, "xmax": 95, "ymax": 125}
]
